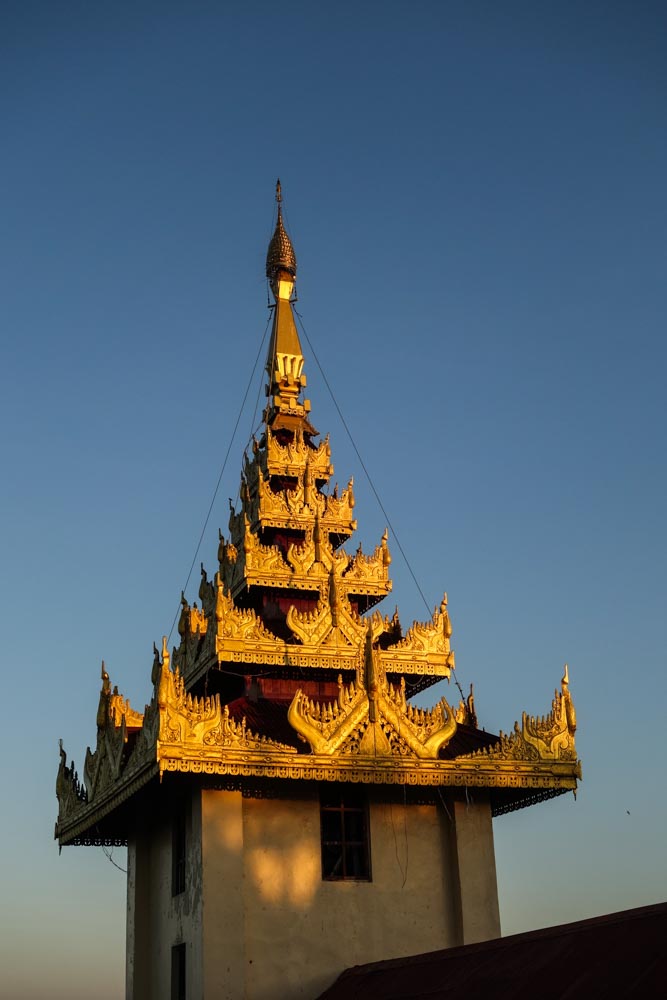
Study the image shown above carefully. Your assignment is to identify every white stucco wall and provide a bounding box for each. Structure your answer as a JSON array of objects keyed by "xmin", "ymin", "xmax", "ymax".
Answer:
[
  {"xmin": 200, "ymin": 786, "xmax": 497, "ymax": 1000},
  {"xmin": 126, "ymin": 788, "xmax": 203, "ymax": 999},
  {"xmin": 242, "ymin": 791, "xmax": 458, "ymax": 999},
  {"xmin": 127, "ymin": 784, "xmax": 500, "ymax": 999}
]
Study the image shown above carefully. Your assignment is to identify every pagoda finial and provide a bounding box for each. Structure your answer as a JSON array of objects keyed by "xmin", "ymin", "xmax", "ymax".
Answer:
[
  {"xmin": 263, "ymin": 182, "xmax": 311, "ymax": 430},
  {"xmin": 266, "ymin": 180, "xmax": 296, "ymax": 283}
]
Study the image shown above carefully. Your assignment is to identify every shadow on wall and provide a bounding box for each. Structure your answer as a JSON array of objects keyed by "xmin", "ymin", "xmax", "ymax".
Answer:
[{"xmin": 199, "ymin": 783, "xmax": 464, "ymax": 1000}]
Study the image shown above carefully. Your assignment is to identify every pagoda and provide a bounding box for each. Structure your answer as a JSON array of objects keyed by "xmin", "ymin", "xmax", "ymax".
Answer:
[{"xmin": 56, "ymin": 184, "xmax": 581, "ymax": 1000}]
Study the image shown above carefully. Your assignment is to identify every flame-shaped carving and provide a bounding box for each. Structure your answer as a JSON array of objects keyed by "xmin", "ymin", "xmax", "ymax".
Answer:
[
  {"xmin": 260, "ymin": 427, "xmax": 333, "ymax": 479},
  {"xmin": 287, "ymin": 627, "xmax": 457, "ymax": 759},
  {"xmin": 288, "ymin": 678, "xmax": 367, "ymax": 754},
  {"xmin": 214, "ymin": 575, "xmax": 276, "ymax": 643},
  {"xmin": 155, "ymin": 638, "xmax": 296, "ymax": 774},
  {"xmin": 177, "ymin": 593, "xmax": 208, "ymax": 640},
  {"xmin": 343, "ymin": 529, "xmax": 393, "ymax": 591},
  {"xmin": 391, "ymin": 596, "xmax": 452, "ymax": 656},
  {"xmin": 522, "ymin": 665, "xmax": 577, "ymax": 760},
  {"xmin": 461, "ymin": 666, "xmax": 578, "ymax": 765}
]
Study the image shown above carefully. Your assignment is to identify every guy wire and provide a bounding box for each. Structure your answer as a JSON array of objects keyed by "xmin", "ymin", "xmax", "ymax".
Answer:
[
  {"xmin": 294, "ymin": 308, "xmax": 466, "ymax": 700},
  {"xmin": 235, "ymin": 296, "xmax": 275, "ymax": 508},
  {"xmin": 167, "ymin": 312, "xmax": 272, "ymax": 645},
  {"xmin": 294, "ymin": 309, "xmax": 431, "ymax": 615}
]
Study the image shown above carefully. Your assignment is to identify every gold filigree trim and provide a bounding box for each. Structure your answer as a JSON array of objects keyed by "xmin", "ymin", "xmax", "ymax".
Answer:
[
  {"xmin": 287, "ymin": 624, "xmax": 457, "ymax": 760},
  {"xmin": 108, "ymin": 693, "xmax": 144, "ymax": 730},
  {"xmin": 158, "ymin": 754, "xmax": 580, "ymax": 789},
  {"xmin": 250, "ymin": 471, "xmax": 356, "ymax": 536},
  {"xmin": 287, "ymin": 572, "xmax": 389, "ymax": 648},
  {"xmin": 56, "ymin": 649, "xmax": 580, "ymax": 845},
  {"xmin": 390, "ymin": 595, "xmax": 452, "ymax": 656},
  {"xmin": 344, "ymin": 528, "xmax": 392, "ymax": 588},
  {"xmin": 57, "ymin": 659, "xmax": 158, "ymax": 833},
  {"xmin": 156, "ymin": 638, "xmax": 296, "ymax": 777},
  {"xmin": 178, "ymin": 592, "xmax": 208, "ymax": 638},
  {"xmin": 214, "ymin": 575, "xmax": 276, "ymax": 647},
  {"xmin": 462, "ymin": 666, "xmax": 578, "ymax": 765},
  {"xmin": 259, "ymin": 427, "xmax": 333, "ymax": 479}
]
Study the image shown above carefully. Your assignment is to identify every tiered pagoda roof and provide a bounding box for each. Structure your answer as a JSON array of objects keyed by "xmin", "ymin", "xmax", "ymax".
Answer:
[{"xmin": 55, "ymin": 185, "xmax": 581, "ymax": 847}]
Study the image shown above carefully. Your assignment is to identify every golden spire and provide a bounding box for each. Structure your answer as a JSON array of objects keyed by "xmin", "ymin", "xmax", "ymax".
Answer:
[{"xmin": 264, "ymin": 180, "xmax": 311, "ymax": 431}]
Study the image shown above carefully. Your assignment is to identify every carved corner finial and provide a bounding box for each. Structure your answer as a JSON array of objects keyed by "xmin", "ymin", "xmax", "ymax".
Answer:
[
  {"xmin": 156, "ymin": 635, "xmax": 175, "ymax": 712},
  {"xmin": 381, "ymin": 528, "xmax": 391, "ymax": 567},
  {"xmin": 561, "ymin": 664, "xmax": 576, "ymax": 735},
  {"xmin": 161, "ymin": 635, "xmax": 170, "ymax": 671},
  {"xmin": 178, "ymin": 593, "xmax": 190, "ymax": 638},
  {"xmin": 198, "ymin": 563, "xmax": 210, "ymax": 603},
  {"xmin": 151, "ymin": 641, "xmax": 161, "ymax": 686},
  {"xmin": 509, "ymin": 667, "xmax": 577, "ymax": 762},
  {"xmin": 97, "ymin": 662, "xmax": 112, "ymax": 728},
  {"xmin": 455, "ymin": 683, "xmax": 478, "ymax": 728}
]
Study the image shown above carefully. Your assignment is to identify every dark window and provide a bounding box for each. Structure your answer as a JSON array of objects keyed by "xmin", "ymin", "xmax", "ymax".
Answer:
[
  {"xmin": 320, "ymin": 785, "xmax": 371, "ymax": 881},
  {"xmin": 171, "ymin": 943, "xmax": 186, "ymax": 1000},
  {"xmin": 172, "ymin": 809, "xmax": 186, "ymax": 896}
]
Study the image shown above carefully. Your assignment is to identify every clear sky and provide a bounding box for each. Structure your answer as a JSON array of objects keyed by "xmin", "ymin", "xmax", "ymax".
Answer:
[{"xmin": 1, "ymin": 2, "xmax": 666, "ymax": 997}]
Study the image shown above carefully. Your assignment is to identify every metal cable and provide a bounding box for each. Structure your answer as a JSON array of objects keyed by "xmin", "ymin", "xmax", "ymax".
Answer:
[
  {"xmin": 294, "ymin": 307, "xmax": 466, "ymax": 701},
  {"xmin": 294, "ymin": 308, "xmax": 432, "ymax": 614},
  {"xmin": 166, "ymin": 312, "xmax": 272, "ymax": 645},
  {"xmin": 235, "ymin": 300, "xmax": 275, "ymax": 506}
]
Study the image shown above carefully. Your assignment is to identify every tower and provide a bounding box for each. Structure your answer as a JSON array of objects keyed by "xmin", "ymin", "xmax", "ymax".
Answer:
[{"xmin": 56, "ymin": 185, "xmax": 580, "ymax": 1000}]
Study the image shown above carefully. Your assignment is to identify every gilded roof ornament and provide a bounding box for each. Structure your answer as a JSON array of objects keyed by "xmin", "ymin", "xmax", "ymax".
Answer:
[
  {"xmin": 286, "ymin": 626, "xmax": 458, "ymax": 759},
  {"xmin": 266, "ymin": 178, "xmax": 297, "ymax": 280},
  {"xmin": 263, "ymin": 181, "xmax": 311, "ymax": 426},
  {"xmin": 54, "ymin": 189, "xmax": 582, "ymax": 847},
  {"xmin": 461, "ymin": 666, "xmax": 579, "ymax": 766}
]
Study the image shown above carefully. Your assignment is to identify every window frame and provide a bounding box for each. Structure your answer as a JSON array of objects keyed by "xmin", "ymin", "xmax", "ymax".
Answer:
[{"xmin": 319, "ymin": 784, "xmax": 372, "ymax": 882}]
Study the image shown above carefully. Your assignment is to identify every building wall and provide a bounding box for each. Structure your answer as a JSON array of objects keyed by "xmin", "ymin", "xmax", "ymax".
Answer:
[
  {"xmin": 200, "ymin": 786, "xmax": 499, "ymax": 1000},
  {"xmin": 127, "ymin": 783, "xmax": 500, "ymax": 999},
  {"xmin": 126, "ymin": 787, "xmax": 203, "ymax": 999},
  {"xmin": 201, "ymin": 788, "xmax": 245, "ymax": 999},
  {"xmin": 450, "ymin": 792, "xmax": 501, "ymax": 945}
]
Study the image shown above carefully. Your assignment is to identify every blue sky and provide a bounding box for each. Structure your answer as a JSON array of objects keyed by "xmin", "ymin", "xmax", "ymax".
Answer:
[{"xmin": 1, "ymin": 2, "xmax": 666, "ymax": 997}]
